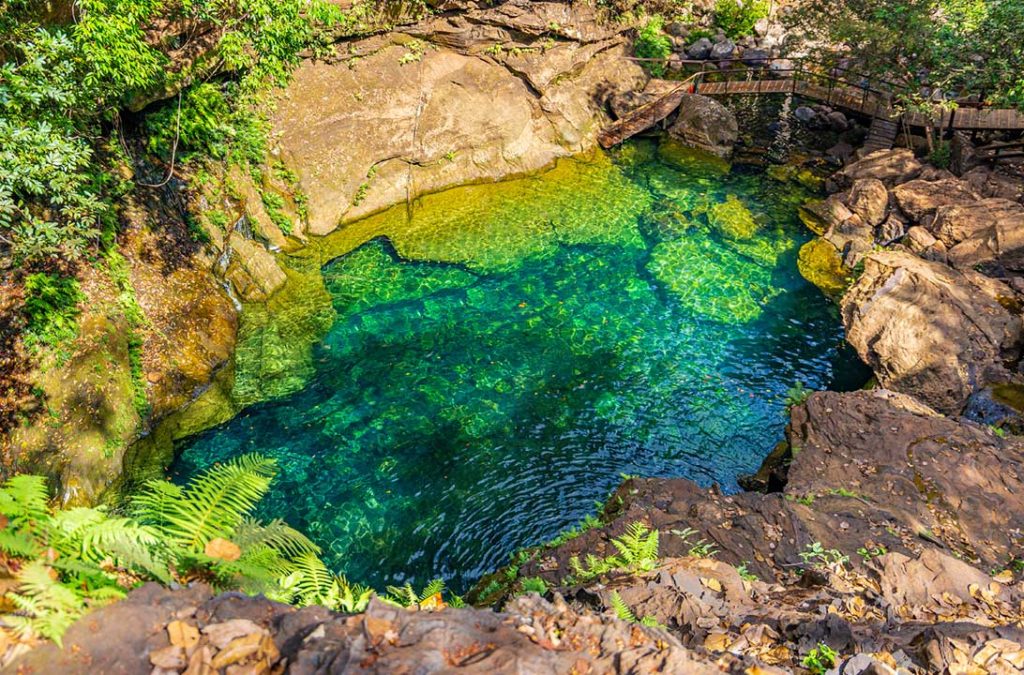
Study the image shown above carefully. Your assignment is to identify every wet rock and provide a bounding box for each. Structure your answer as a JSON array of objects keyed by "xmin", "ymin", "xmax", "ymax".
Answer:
[
  {"xmin": 667, "ymin": 94, "xmax": 739, "ymax": 159},
  {"xmin": 841, "ymin": 251, "xmax": 1022, "ymax": 414},
  {"xmin": 828, "ymin": 149, "xmax": 924, "ymax": 192},
  {"xmin": 794, "ymin": 105, "xmax": 817, "ymax": 124},
  {"xmin": 686, "ymin": 37, "xmax": 713, "ymax": 59}
]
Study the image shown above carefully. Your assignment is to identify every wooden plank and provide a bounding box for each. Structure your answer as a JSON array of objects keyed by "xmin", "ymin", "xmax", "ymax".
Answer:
[{"xmin": 597, "ymin": 85, "xmax": 690, "ymax": 148}]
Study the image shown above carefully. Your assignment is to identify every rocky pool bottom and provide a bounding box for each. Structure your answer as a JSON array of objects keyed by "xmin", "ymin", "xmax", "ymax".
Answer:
[{"xmin": 172, "ymin": 140, "xmax": 869, "ymax": 592}]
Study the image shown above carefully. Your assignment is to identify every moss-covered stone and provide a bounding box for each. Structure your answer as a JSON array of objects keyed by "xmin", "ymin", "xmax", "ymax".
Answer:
[
  {"xmin": 708, "ymin": 194, "xmax": 759, "ymax": 241},
  {"xmin": 657, "ymin": 138, "xmax": 731, "ymax": 176},
  {"xmin": 797, "ymin": 237, "xmax": 849, "ymax": 298}
]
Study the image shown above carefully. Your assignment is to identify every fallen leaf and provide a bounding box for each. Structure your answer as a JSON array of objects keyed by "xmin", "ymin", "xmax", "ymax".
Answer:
[
  {"xmin": 205, "ymin": 537, "xmax": 242, "ymax": 562},
  {"xmin": 210, "ymin": 632, "xmax": 263, "ymax": 669},
  {"xmin": 168, "ymin": 620, "xmax": 200, "ymax": 650},
  {"xmin": 150, "ymin": 644, "xmax": 187, "ymax": 670}
]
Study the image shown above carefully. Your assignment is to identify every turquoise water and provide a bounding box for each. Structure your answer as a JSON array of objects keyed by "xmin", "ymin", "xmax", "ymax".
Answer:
[{"xmin": 173, "ymin": 141, "xmax": 867, "ymax": 591}]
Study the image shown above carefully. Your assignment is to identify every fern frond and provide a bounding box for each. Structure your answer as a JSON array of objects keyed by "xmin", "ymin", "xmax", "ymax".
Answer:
[
  {"xmin": 0, "ymin": 528, "xmax": 43, "ymax": 558},
  {"xmin": 384, "ymin": 582, "xmax": 418, "ymax": 607},
  {"xmin": 325, "ymin": 574, "xmax": 373, "ymax": 613},
  {"xmin": 278, "ymin": 552, "xmax": 333, "ymax": 606},
  {"xmin": 609, "ymin": 591, "xmax": 637, "ymax": 623},
  {"xmin": 4, "ymin": 561, "xmax": 86, "ymax": 646},
  {"xmin": 233, "ymin": 518, "xmax": 320, "ymax": 558},
  {"xmin": 133, "ymin": 455, "xmax": 277, "ymax": 551},
  {"xmin": 0, "ymin": 474, "xmax": 50, "ymax": 528},
  {"xmin": 419, "ymin": 578, "xmax": 445, "ymax": 602}
]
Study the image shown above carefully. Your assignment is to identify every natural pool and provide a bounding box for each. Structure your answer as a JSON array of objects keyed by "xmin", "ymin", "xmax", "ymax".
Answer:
[{"xmin": 173, "ymin": 140, "xmax": 868, "ymax": 591}]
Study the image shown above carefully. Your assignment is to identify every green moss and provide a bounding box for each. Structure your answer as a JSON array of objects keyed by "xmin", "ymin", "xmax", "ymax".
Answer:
[
  {"xmin": 708, "ymin": 194, "xmax": 759, "ymax": 241},
  {"xmin": 797, "ymin": 238, "xmax": 849, "ymax": 298},
  {"xmin": 657, "ymin": 139, "xmax": 731, "ymax": 176}
]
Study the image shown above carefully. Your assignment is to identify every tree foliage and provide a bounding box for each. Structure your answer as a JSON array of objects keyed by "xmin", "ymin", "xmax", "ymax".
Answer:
[
  {"xmin": 0, "ymin": 0, "xmax": 346, "ymax": 264},
  {"xmin": 783, "ymin": 0, "xmax": 1024, "ymax": 106}
]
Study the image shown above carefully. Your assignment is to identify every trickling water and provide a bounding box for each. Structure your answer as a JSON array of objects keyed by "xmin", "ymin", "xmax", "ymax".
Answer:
[{"xmin": 173, "ymin": 140, "xmax": 868, "ymax": 592}]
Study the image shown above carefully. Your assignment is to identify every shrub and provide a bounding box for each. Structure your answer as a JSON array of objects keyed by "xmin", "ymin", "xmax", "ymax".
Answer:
[
  {"xmin": 713, "ymin": 0, "xmax": 769, "ymax": 39},
  {"xmin": 634, "ymin": 16, "xmax": 673, "ymax": 78}
]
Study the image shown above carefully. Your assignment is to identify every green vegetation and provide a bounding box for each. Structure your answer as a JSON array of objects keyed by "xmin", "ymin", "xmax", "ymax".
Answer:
[
  {"xmin": 785, "ymin": 381, "xmax": 811, "ymax": 410},
  {"xmin": 0, "ymin": 455, "xmax": 372, "ymax": 645},
  {"xmin": 566, "ymin": 521, "xmax": 659, "ymax": 584},
  {"xmin": 21, "ymin": 273, "xmax": 85, "ymax": 350},
  {"xmin": 609, "ymin": 591, "xmax": 665, "ymax": 628},
  {"xmin": 785, "ymin": 0, "xmax": 1024, "ymax": 106},
  {"xmin": 713, "ymin": 0, "xmax": 769, "ymax": 39},
  {"xmin": 799, "ymin": 542, "xmax": 850, "ymax": 570},
  {"xmin": 634, "ymin": 16, "xmax": 673, "ymax": 77},
  {"xmin": 857, "ymin": 544, "xmax": 888, "ymax": 561},
  {"xmin": 671, "ymin": 527, "xmax": 718, "ymax": 558},
  {"xmin": 736, "ymin": 562, "xmax": 759, "ymax": 582},
  {"xmin": 802, "ymin": 642, "xmax": 839, "ymax": 674}
]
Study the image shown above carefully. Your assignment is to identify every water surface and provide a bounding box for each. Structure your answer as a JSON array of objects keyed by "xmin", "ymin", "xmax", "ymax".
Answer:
[{"xmin": 174, "ymin": 141, "xmax": 866, "ymax": 591}]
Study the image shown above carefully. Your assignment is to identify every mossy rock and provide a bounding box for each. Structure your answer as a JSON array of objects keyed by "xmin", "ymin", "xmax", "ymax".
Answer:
[
  {"xmin": 708, "ymin": 194, "xmax": 758, "ymax": 241},
  {"xmin": 657, "ymin": 138, "xmax": 731, "ymax": 176},
  {"xmin": 766, "ymin": 164, "xmax": 798, "ymax": 183},
  {"xmin": 797, "ymin": 237, "xmax": 848, "ymax": 298},
  {"xmin": 795, "ymin": 169, "xmax": 824, "ymax": 192}
]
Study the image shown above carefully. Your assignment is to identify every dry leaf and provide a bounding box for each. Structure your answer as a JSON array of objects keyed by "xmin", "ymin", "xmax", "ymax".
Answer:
[
  {"xmin": 205, "ymin": 537, "xmax": 242, "ymax": 562},
  {"xmin": 168, "ymin": 620, "xmax": 200, "ymax": 650}
]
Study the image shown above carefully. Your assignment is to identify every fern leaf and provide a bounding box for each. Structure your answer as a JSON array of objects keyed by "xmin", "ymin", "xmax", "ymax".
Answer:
[
  {"xmin": 0, "ymin": 528, "xmax": 42, "ymax": 558},
  {"xmin": 419, "ymin": 578, "xmax": 445, "ymax": 602},
  {"xmin": 0, "ymin": 474, "xmax": 50, "ymax": 527},
  {"xmin": 133, "ymin": 455, "xmax": 277, "ymax": 551},
  {"xmin": 233, "ymin": 518, "xmax": 320, "ymax": 558},
  {"xmin": 609, "ymin": 591, "xmax": 637, "ymax": 623}
]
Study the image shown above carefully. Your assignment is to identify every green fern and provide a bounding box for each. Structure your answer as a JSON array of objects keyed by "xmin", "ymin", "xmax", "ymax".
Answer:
[
  {"xmin": 608, "ymin": 522, "xmax": 659, "ymax": 571},
  {"xmin": 132, "ymin": 455, "xmax": 277, "ymax": 551},
  {"xmin": 383, "ymin": 578, "xmax": 447, "ymax": 607},
  {"xmin": 609, "ymin": 591, "xmax": 637, "ymax": 622},
  {"xmin": 609, "ymin": 591, "xmax": 665, "ymax": 629}
]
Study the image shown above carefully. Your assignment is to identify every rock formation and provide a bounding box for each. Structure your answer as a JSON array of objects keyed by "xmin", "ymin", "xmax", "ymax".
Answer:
[{"xmin": 667, "ymin": 95, "xmax": 739, "ymax": 159}]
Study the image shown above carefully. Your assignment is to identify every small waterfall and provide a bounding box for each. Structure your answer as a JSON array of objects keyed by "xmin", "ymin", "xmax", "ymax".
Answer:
[{"xmin": 767, "ymin": 93, "xmax": 794, "ymax": 164}]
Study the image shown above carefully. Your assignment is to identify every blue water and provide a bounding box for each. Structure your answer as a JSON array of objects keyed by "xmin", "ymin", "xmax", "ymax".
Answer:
[{"xmin": 173, "ymin": 142, "xmax": 867, "ymax": 591}]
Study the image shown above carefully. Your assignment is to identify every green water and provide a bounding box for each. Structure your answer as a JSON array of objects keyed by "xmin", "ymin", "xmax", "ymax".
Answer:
[{"xmin": 173, "ymin": 140, "xmax": 867, "ymax": 591}]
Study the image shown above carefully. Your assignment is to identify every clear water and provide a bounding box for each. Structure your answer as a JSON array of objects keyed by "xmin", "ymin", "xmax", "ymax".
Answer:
[{"xmin": 173, "ymin": 140, "xmax": 867, "ymax": 591}]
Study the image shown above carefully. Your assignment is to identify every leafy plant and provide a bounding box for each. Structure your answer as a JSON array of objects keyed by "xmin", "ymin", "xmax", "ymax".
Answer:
[
  {"xmin": 857, "ymin": 544, "xmax": 888, "ymax": 561},
  {"xmin": 22, "ymin": 273, "xmax": 85, "ymax": 349},
  {"xmin": 785, "ymin": 381, "xmax": 811, "ymax": 410},
  {"xmin": 799, "ymin": 542, "xmax": 849, "ymax": 570},
  {"xmin": 802, "ymin": 642, "xmax": 838, "ymax": 674},
  {"xmin": 517, "ymin": 576, "xmax": 549, "ymax": 596},
  {"xmin": 634, "ymin": 16, "xmax": 672, "ymax": 77},
  {"xmin": 0, "ymin": 456, "xmax": 353, "ymax": 645},
  {"xmin": 566, "ymin": 521, "xmax": 660, "ymax": 584},
  {"xmin": 714, "ymin": 0, "xmax": 769, "ymax": 39},
  {"xmin": 383, "ymin": 578, "xmax": 449, "ymax": 608},
  {"xmin": 736, "ymin": 562, "xmax": 759, "ymax": 582},
  {"xmin": 609, "ymin": 591, "xmax": 664, "ymax": 628},
  {"xmin": 671, "ymin": 528, "xmax": 718, "ymax": 557}
]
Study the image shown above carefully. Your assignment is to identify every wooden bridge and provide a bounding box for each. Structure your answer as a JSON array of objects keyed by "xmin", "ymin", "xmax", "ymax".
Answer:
[{"xmin": 599, "ymin": 57, "xmax": 1024, "ymax": 151}]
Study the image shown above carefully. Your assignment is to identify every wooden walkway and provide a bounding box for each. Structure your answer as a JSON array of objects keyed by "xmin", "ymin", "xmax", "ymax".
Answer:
[
  {"xmin": 690, "ymin": 78, "xmax": 1024, "ymax": 130},
  {"xmin": 600, "ymin": 57, "xmax": 1024, "ymax": 148}
]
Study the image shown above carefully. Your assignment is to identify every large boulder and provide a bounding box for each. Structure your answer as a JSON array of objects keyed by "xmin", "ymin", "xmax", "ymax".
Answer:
[
  {"xmin": 930, "ymin": 198, "xmax": 1024, "ymax": 271},
  {"xmin": 667, "ymin": 94, "xmax": 738, "ymax": 159},
  {"xmin": 841, "ymin": 251, "xmax": 1022, "ymax": 415},
  {"xmin": 272, "ymin": 9, "xmax": 644, "ymax": 236},
  {"xmin": 709, "ymin": 38, "xmax": 735, "ymax": 60},
  {"xmin": 827, "ymin": 148, "xmax": 923, "ymax": 192},
  {"xmin": 891, "ymin": 177, "xmax": 980, "ymax": 226}
]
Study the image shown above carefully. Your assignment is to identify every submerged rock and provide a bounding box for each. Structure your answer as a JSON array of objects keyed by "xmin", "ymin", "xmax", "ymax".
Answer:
[
  {"xmin": 707, "ymin": 194, "xmax": 758, "ymax": 240},
  {"xmin": 797, "ymin": 237, "xmax": 848, "ymax": 298},
  {"xmin": 667, "ymin": 94, "xmax": 739, "ymax": 159}
]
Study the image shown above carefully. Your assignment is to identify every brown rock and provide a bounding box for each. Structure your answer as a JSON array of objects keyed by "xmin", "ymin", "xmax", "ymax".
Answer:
[
  {"xmin": 841, "ymin": 251, "xmax": 1021, "ymax": 414},
  {"xmin": 829, "ymin": 149, "xmax": 923, "ymax": 192},
  {"xmin": 891, "ymin": 178, "xmax": 980, "ymax": 226},
  {"xmin": 932, "ymin": 199, "xmax": 1024, "ymax": 271},
  {"xmin": 202, "ymin": 619, "xmax": 266, "ymax": 650},
  {"xmin": 667, "ymin": 94, "xmax": 739, "ymax": 159},
  {"xmin": 847, "ymin": 178, "xmax": 889, "ymax": 227}
]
